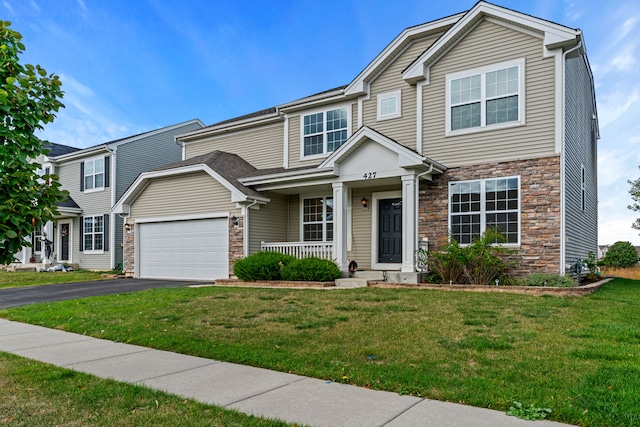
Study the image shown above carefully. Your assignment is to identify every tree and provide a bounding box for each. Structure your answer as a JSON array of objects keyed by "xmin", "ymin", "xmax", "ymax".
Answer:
[
  {"xmin": 0, "ymin": 21, "xmax": 67, "ymax": 264},
  {"xmin": 629, "ymin": 166, "xmax": 640, "ymax": 233},
  {"xmin": 602, "ymin": 241, "xmax": 639, "ymax": 268}
]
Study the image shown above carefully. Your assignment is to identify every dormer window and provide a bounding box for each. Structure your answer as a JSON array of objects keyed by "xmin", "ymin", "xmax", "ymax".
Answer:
[{"xmin": 302, "ymin": 106, "xmax": 349, "ymax": 158}]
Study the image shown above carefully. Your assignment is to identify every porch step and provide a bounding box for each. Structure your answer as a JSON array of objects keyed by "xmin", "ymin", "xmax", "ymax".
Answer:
[
  {"xmin": 335, "ymin": 278, "xmax": 369, "ymax": 288},
  {"xmin": 352, "ymin": 271, "xmax": 385, "ymax": 280}
]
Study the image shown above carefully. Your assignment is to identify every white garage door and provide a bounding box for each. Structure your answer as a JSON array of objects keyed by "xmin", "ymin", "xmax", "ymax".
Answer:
[{"xmin": 138, "ymin": 218, "xmax": 229, "ymax": 281}]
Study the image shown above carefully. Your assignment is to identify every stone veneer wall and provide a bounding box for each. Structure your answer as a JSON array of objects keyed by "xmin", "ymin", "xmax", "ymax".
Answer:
[
  {"xmin": 420, "ymin": 156, "xmax": 562, "ymax": 276},
  {"xmin": 123, "ymin": 224, "xmax": 134, "ymax": 276},
  {"xmin": 228, "ymin": 215, "xmax": 244, "ymax": 277},
  {"xmin": 121, "ymin": 216, "xmax": 245, "ymax": 279}
]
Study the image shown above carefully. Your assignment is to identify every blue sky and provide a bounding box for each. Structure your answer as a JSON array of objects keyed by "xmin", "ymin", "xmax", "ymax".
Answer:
[{"xmin": 5, "ymin": 0, "xmax": 640, "ymax": 245}]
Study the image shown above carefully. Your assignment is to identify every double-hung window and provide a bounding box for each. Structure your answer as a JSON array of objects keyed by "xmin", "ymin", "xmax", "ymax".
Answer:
[
  {"xmin": 83, "ymin": 216, "xmax": 104, "ymax": 252},
  {"xmin": 302, "ymin": 196, "xmax": 333, "ymax": 241},
  {"xmin": 447, "ymin": 58, "xmax": 524, "ymax": 135},
  {"xmin": 449, "ymin": 177, "xmax": 520, "ymax": 244},
  {"xmin": 83, "ymin": 157, "xmax": 105, "ymax": 191},
  {"xmin": 302, "ymin": 107, "xmax": 348, "ymax": 157}
]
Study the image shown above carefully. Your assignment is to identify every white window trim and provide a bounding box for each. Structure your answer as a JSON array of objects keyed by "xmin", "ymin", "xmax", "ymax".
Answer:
[
  {"xmin": 299, "ymin": 103, "xmax": 352, "ymax": 161},
  {"xmin": 83, "ymin": 215, "xmax": 105, "ymax": 255},
  {"xmin": 447, "ymin": 176, "xmax": 521, "ymax": 247},
  {"xmin": 83, "ymin": 155, "xmax": 106, "ymax": 193},
  {"xmin": 445, "ymin": 58, "xmax": 526, "ymax": 137},
  {"xmin": 300, "ymin": 194, "xmax": 334, "ymax": 242},
  {"xmin": 377, "ymin": 89, "xmax": 402, "ymax": 121},
  {"xmin": 32, "ymin": 227, "xmax": 43, "ymax": 254}
]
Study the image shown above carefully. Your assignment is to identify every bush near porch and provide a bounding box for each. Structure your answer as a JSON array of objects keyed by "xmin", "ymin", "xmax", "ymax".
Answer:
[{"xmin": 233, "ymin": 251, "xmax": 341, "ymax": 282}]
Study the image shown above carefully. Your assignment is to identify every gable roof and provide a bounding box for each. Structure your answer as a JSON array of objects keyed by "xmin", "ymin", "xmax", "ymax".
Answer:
[
  {"xmin": 403, "ymin": 1, "xmax": 582, "ymax": 84},
  {"xmin": 56, "ymin": 195, "xmax": 81, "ymax": 209}
]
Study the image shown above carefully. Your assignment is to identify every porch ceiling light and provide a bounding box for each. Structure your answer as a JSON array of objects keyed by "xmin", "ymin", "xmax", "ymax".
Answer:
[{"xmin": 361, "ymin": 197, "xmax": 368, "ymax": 208}]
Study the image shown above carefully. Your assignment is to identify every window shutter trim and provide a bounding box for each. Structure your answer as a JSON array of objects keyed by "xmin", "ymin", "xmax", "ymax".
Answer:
[
  {"xmin": 79, "ymin": 216, "xmax": 84, "ymax": 251},
  {"xmin": 80, "ymin": 162, "xmax": 85, "ymax": 192},
  {"xmin": 103, "ymin": 214, "xmax": 109, "ymax": 252},
  {"xmin": 104, "ymin": 156, "xmax": 110, "ymax": 188}
]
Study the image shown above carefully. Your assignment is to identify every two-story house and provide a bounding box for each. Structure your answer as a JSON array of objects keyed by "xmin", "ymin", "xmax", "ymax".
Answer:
[
  {"xmin": 115, "ymin": 2, "xmax": 598, "ymax": 283},
  {"xmin": 21, "ymin": 119, "xmax": 204, "ymax": 270}
]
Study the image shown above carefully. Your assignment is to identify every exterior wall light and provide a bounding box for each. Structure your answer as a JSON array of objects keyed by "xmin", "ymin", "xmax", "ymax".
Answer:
[
  {"xmin": 231, "ymin": 215, "xmax": 239, "ymax": 226},
  {"xmin": 124, "ymin": 223, "xmax": 131, "ymax": 233},
  {"xmin": 361, "ymin": 197, "xmax": 368, "ymax": 208}
]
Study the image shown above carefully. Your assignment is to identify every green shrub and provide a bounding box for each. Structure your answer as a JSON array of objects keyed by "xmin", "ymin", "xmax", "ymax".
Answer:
[
  {"xmin": 428, "ymin": 229, "xmax": 519, "ymax": 285},
  {"xmin": 602, "ymin": 241, "xmax": 639, "ymax": 268},
  {"xmin": 232, "ymin": 251, "xmax": 295, "ymax": 281},
  {"xmin": 280, "ymin": 257, "xmax": 342, "ymax": 282},
  {"xmin": 519, "ymin": 273, "xmax": 576, "ymax": 287}
]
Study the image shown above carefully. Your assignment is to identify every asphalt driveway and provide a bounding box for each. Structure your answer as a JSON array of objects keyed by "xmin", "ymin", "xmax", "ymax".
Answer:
[{"xmin": 0, "ymin": 278, "xmax": 206, "ymax": 310}]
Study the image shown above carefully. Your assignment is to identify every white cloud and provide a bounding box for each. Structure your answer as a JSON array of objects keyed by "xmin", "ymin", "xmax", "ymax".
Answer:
[
  {"xmin": 599, "ymin": 218, "xmax": 640, "ymax": 245},
  {"xmin": 29, "ymin": 0, "xmax": 39, "ymax": 12},
  {"xmin": 611, "ymin": 16, "xmax": 639, "ymax": 47},
  {"xmin": 3, "ymin": 1, "xmax": 14, "ymax": 13},
  {"xmin": 598, "ymin": 87, "xmax": 640, "ymax": 128},
  {"xmin": 76, "ymin": 0, "xmax": 86, "ymax": 11}
]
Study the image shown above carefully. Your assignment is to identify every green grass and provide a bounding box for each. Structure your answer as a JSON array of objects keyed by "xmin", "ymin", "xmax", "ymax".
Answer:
[
  {"xmin": 0, "ymin": 352, "xmax": 291, "ymax": 426},
  {"xmin": 0, "ymin": 270, "xmax": 106, "ymax": 289},
  {"xmin": 2, "ymin": 279, "xmax": 640, "ymax": 426}
]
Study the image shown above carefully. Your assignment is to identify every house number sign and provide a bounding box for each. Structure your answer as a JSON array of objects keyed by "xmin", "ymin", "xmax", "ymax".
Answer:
[{"xmin": 363, "ymin": 172, "xmax": 377, "ymax": 179}]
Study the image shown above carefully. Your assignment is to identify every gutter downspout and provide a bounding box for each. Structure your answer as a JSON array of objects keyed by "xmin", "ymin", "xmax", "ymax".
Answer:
[
  {"xmin": 243, "ymin": 199, "xmax": 260, "ymax": 257},
  {"xmin": 104, "ymin": 145, "xmax": 117, "ymax": 270},
  {"xmin": 560, "ymin": 38, "xmax": 583, "ymax": 275}
]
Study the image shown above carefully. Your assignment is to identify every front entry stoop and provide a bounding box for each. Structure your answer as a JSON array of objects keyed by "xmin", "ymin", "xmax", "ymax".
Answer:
[{"xmin": 335, "ymin": 278, "xmax": 368, "ymax": 288}]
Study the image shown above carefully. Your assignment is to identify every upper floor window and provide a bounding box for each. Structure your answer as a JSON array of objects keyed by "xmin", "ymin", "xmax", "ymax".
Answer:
[
  {"xmin": 446, "ymin": 58, "xmax": 524, "ymax": 135},
  {"xmin": 377, "ymin": 90, "xmax": 401, "ymax": 120},
  {"xmin": 302, "ymin": 107, "xmax": 349, "ymax": 157},
  {"xmin": 449, "ymin": 177, "xmax": 520, "ymax": 245},
  {"xmin": 81, "ymin": 155, "xmax": 110, "ymax": 192},
  {"xmin": 302, "ymin": 196, "xmax": 333, "ymax": 242}
]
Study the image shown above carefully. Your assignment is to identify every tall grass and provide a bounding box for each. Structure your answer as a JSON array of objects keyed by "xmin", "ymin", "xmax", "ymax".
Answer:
[{"xmin": 601, "ymin": 265, "xmax": 640, "ymax": 280}]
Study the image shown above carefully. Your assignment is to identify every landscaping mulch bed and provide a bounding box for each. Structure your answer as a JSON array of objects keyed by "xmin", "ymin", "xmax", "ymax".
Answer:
[{"xmin": 368, "ymin": 278, "xmax": 612, "ymax": 296}]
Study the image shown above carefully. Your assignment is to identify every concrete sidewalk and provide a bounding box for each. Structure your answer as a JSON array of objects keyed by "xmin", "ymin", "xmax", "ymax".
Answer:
[{"xmin": 0, "ymin": 318, "xmax": 573, "ymax": 427}]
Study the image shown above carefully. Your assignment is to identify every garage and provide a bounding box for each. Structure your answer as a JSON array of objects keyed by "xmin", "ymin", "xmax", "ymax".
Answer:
[{"xmin": 138, "ymin": 218, "xmax": 229, "ymax": 281}]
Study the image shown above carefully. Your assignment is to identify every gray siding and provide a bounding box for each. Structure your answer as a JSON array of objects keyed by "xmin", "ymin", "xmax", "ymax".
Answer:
[
  {"xmin": 129, "ymin": 172, "xmax": 241, "ymax": 220},
  {"xmin": 248, "ymin": 192, "xmax": 288, "ymax": 254},
  {"xmin": 423, "ymin": 20, "xmax": 557, "ymax": 166},
  {"xmin": 564, "ymin": 54, "xmax": 598, "ymax": 265},
  {"xmin": 57, "ymin": 156, "xmax": 113, "ymax": 270},
  {"xmin": 362, "ymin": 35, "xmax": 439, "ymax": 151},
  {"xmin": 185, "ymin": 122, "xmax": 284, "ymax": 169},
  {"xmin": 113, "ymin": 121, "xmax": 202, "ymax": 265}
]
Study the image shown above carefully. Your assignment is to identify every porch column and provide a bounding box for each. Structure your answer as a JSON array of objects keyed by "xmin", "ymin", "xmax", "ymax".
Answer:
[
  {"xmin": 401, "ymin": 174, "xmax": 417, "ymax": 273},
  {"xmin": 332, "ymin": 182, "xmax": 349, "ymax": 272}
]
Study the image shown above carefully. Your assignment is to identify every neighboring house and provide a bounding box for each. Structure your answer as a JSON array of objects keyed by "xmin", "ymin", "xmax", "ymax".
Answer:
[
  {"xmin": 19, "ymin": 119, "xmax": 204, "ymax": 270},
  {"xmin": 598, "ymin": 244, "xmax": 640, "ymax": 261},
  {"xmin": 115, "ymin": 2, "xmax": 599, "ymax": 282},
  {"xmin": 14, "ymin": 142, "xmax": 81, "ymax": 265}
]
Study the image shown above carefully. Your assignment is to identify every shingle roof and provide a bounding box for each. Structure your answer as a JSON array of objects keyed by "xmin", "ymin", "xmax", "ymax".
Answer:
[
  {"xmin": 153, "ymin": 151, "xmax": 265, "ymax": 200},
  {"xmin": 241, "ymin": 164, "xmax": 321, "ymax": 178},
  {"xmin": 44, "ymin": 142, "xmax": 81, "ymax": 157},
  {"xmin": 56, "ymin": 195, "xmax": 80, "ymax": 209}
]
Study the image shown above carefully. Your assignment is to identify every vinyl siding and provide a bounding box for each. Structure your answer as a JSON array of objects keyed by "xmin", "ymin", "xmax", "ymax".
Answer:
[
  {"xmin": 56, "ymin": 156, "xmax": 113, "ymax": 270},
  {"xmin": 423, "ymin": 20, "xmax": 556, "ymax": 166},
  {"xmin": 287, "ymin": 194, "xmax": 300, "ymax": 241},
  {"xmin": 114, "ymin": 122, "xmax": 201, "ymax": 265},
  {"xmin": 185, "ymin": 122, "xmax": 284, "ymax": 170},
  {"xmin": 564, "ymin": 54, "xmax": 598, "ymax": 265},
  {"xmin": 129, "ymin": 172, "xmax": 241, "ymax": 220},
  {"xmin": 287, "ymin": 116, "xmax": 302, "ymax": 169},
  {"xmin": 362, "ymin": 35, "xmax": 440, "ymax": 151},
  {"xmin": 248, "ymin": 192, "xmax": 288, "ymax": 254},
  {"xmin": 350, "ymin": 188, "xmax": 373, "ymax": 270}
]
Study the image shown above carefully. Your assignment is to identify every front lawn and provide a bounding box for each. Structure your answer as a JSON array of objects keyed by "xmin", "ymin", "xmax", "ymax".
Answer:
[
  {"xmin": 2, "ymin": 279, "xmax": 639, "ymax": 426},
  {"xmin": 0, "ymin": 270, "xmax": 106, "ymax": 289},
  {"xmin": 0, "ymin": 352, "xmax": 289, "ymax": 426}
]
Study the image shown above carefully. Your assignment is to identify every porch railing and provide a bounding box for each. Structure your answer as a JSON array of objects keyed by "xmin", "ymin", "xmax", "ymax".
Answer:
[{"xmin": 261, "ymin": 241, "xmax": 334, "ymax": 260}]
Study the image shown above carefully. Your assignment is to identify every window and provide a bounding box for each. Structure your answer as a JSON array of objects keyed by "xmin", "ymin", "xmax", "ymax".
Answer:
[
  {"xmin": 449, "ymin": 177, "xmax": 520, "ymax": 244},
  {"xmin": 32, "ymin": 227, "xmax": 43, "ymax": 253},
  {"xmin": 302, "ymin": 107, "xmax": 348, "ymax": 157},
  {"xmin": 446, "ymin": 59, "xmax": 524, "ymax": 134},
  {"xmin": 83, "ymin": 216, "xmax": 104, "ymax": 252},
  {"xmin": 377, "ymin": 90, "xmax": 401, "ymax": 120},
  {"xmin": 302, "ymin": 196, "xmax": 333, "ymax": 241},
  {"xmin": 581, "ymin": 165, "xmax": 586, "ymax": 211},
  {"xmin": 83, "ymin": 157, "xmax": 105, "ymax": 191}
]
